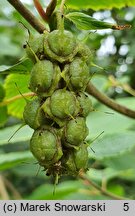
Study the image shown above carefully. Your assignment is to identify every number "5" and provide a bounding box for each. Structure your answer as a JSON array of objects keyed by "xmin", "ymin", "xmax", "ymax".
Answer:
[{"xmin": 123, "ymin": 203, "xmax": 129, "ymax": 211}]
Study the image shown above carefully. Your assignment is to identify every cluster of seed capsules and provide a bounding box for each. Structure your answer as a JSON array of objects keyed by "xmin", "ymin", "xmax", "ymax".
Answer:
[{"xmin": 23, "ymin": 28, "xmax": 93, "ymax": 179}]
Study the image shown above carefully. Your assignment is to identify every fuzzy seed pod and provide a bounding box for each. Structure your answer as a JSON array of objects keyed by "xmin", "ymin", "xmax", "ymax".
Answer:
[
  {"xmin": 68, "ymin": 57, "xmax": 90, "ymax": 91},
  {"xmin": 64, "ymin": 117, "xmax": 89, "ymax": 147},
  {"xmin": 29, "ymin": 60, "xmax": 61, "ymax": 97},
  {"xmin": 44, "ymin": 30, "xmax": 78, "ymax": 63},
  {"xmin": 61, "ymin": 143, "xmax": 88, "ymax": 175},
  {"xmin": 25, "ymin": 33, "xmax": 44, "ymax": 62},
  {"xmin": 50, "ymin": 89, "xmax": 79, "ymax": 119},
  {"xmin": 77, "ymin": 92, "xmax": 93, "ymax": 117},
  {"xmin": 29, "ymin": 60, "xmax": 54, "ymax": 94},
  {"xmin": 30, "ymin": 128, "xmax": 63, "ymax": 167},
  {"xmin": 62, "ymin": 153, "xmax": 77, "ymax": 175},
  {"xmin": 73, "ymin": 143, "xmax": 88, "ymax": 171},
  {"xmin": 23, "ymin": 98, "xmax": 45, "ymax": 129},
  {"xmin": 77, "ymin": 43, "xmax": 92, "ymax": 64},
  {"xmin": 23, "ymin": 25, "xmax": 92, "ymax": 180},
  {"xmin": 41, "ymin": 97, "xmax": 67, "ymax": 127}
]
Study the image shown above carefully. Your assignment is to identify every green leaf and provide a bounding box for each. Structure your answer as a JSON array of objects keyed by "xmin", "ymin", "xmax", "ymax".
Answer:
[
  {"xmin": 0, "ymin": 58, "xmax": 33, "ymax": 75},
  {"xmin": 86, "ymin": 97, "xmax": 135, "ymax": 138},
  {"xmin": 65, "ymin": 192, "xmax": 107, "ymax": 200},
  {"xmin": 4, "ymin": 74, "xmax": 30, "ymax": 119},
  {"xmin": 0, "ymin": 83, "xmax": 5, "ymax": 101},
  {"xmin": 107, "ymin": 184, "xmax": 125, "ymax": 197},
  {"xmin": 27, "ymin": 180, "xmax": 83, "ymax": 200},
  {"xmin": 0, "ymin": 124, "xmax": 33, "ymax": 146},
  {"xmin": 27, "ymin": 180, "xmax": 108, "ymax": 200},
  {"xmin": 12, "ymin": 163, "xmax": 46, "ymax": 178},
  {"xmin": 0, "ymin": 34, "xmax": 20, "ymax": 57},
  {"xmin": 66, "ymin": 12, "xmax": 114, "ymax": 30},
  {"xmin": 87, "ymin": 168, "xmax": 120, "ymax": 182},
  {"xmin": 119, "ymin": 169, "xmax": 135, "ymax": 181},
  {"xmin": 66, "ymin": 12, "xmax": 131, "ymax": 30},
  {"xmin": 103, "ymin": 150, "xmax": 135, "ymax": 171},
  {"xmin": 0, "ymin": 83, "xmax": 8, "ymax": 126},
  {"xmin": 0, "ymin": 151, "xmax": 33, "ymax": 170},
  {"xmin": 89, "ymin": 131, "xmax": 135, "ymax": 160},
  {"xmin": 66, "ymin": 0, "xmax": 135, "ymax": 10}
]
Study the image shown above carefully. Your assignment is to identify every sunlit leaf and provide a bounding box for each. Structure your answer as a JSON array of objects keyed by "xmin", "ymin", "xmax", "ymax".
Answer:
[
  {"xmin": 89, "ymin": 131, "xmax": 135, "ymax": 159},
  {"xmin": 0, "ymin": 124, "xmax": 33, "ymax": 146},
  {"xmin": 0, "ymin": 58, "xmax": 33, "ymax": 75},
  {"xmin": 4, "ymin": 74, "xmax": 30, "ymax": 119},
  {"xmin": 0, "ymin": 151, "xmax": 33, "ymax": 170},
  {"xmin": 66, "ymin": 12, "xmax": 131, "ymax": 30},
  {"xmin": 66, "ymin": 0, "xmax": 135, "ymax": 10}
]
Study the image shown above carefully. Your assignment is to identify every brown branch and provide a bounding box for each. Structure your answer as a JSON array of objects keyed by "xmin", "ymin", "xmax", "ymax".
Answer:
[
  {"xmin": 79, "ymin": 173, "xmax": 129, "ymax": 200},
  {"xmin": 7, "ymin": 0, "xmax": 46, "ymax": 33},
  {"xmin": 46, "ymin": 0, "xmax": 57, "ymax": 18},
  {"xmin": 4, "ymin": 177, "xmax": 22, "ymax": 199},
  {"xmin": 33, "ymin": 0, "xmax": 49, "ymax": 22},
  {"xmin": 87, "ymin": 82, "xmax": 135, "ymax": 119},
  {"xmin": 0, "ymin": 175, "xmax": 10, "ymax": 200}
]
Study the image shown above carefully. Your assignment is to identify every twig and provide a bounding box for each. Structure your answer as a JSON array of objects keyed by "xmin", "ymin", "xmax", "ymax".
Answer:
[
  {"xmin": 33, "ymin": 0, "xmax": 49, "ymax": 22},
  {"xmin": 7, "ymin": 0, "xmax": 46, "ymax": 33},
  {"xmin": 3, "ymin": 177, "xmax": 22, "ymax": 200},
  {"xmin": 109, "ymin": 75, "xmax": 135, "ymax": 97},
  {"xmin": 79, "ymin": 173, "xmax": 129, "ymax": 200},
  {"xmin": 60, "ymin": 0, "xmax": 66, "ymax": 14},
  {"xmin": 0, "ymin": 92, "xmax": 36, "ymax": 107},
  {"xmin": 0, "ymin": 175, "xmax": 9, "ymax": 200},
  {"xmin": 46, "ymin": 0, "xmax": 57, "ymax": 17},
  {"xmin": 87, "ymin": 82, "xmax": 135, "ymax": 119}
]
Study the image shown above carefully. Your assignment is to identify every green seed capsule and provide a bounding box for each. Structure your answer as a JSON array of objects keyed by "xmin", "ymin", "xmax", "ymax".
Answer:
[
  {"xmin": 41, "ymin": 97, "xmax": 67, "ymax": 127},
  {"xmin": 64, "ymin": 117, "xmax": 89, "ymax": 146},
  {"xmin": 23, "ymin": 98, "xmax": 45, "ymax": 129},
  {"xmin": 77, "ymin": 43, "xmax": 92, "ymax": 64},
  {"xmin": 63, "ymin": 153, "xmax": 77, "ymax": 175},
  {"xmin": 30, "ymin": 128, "xmax": 63, "ymax": 167},
  {"xmin": 48, "ymin": 30, "xmax": 76, "ymax": 56},
  {"xmin": 74, "ymin": 143, "xmax": 88, "ymax": 171},
  {"xmin": 77, "ymin": 92, "xmax": 93, "ymax": 117},
  {"xmin": 50, "ymin": 89, "xmax": 79, "ymax": 119},
  {"xmin": 29, "ymin": 60, "xmax": 61, "ymax": 97},
  {"xmin": 61, "ymin": 144, "xmax": 88, "ymax": 175},
  {"xmin": 44, "ymin": 30, "xmax": 78, "ymax": 63},
  {"xmin": 25, "ymin": 33, "xmax": 44, "ymax": 62},
  {"xmin": 69, "ymin": 57, "xmax": 90, "ymax": 91},
  {"xmin": 29, "ymin": 60, "xmax": 54, "ymax": 94}
]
